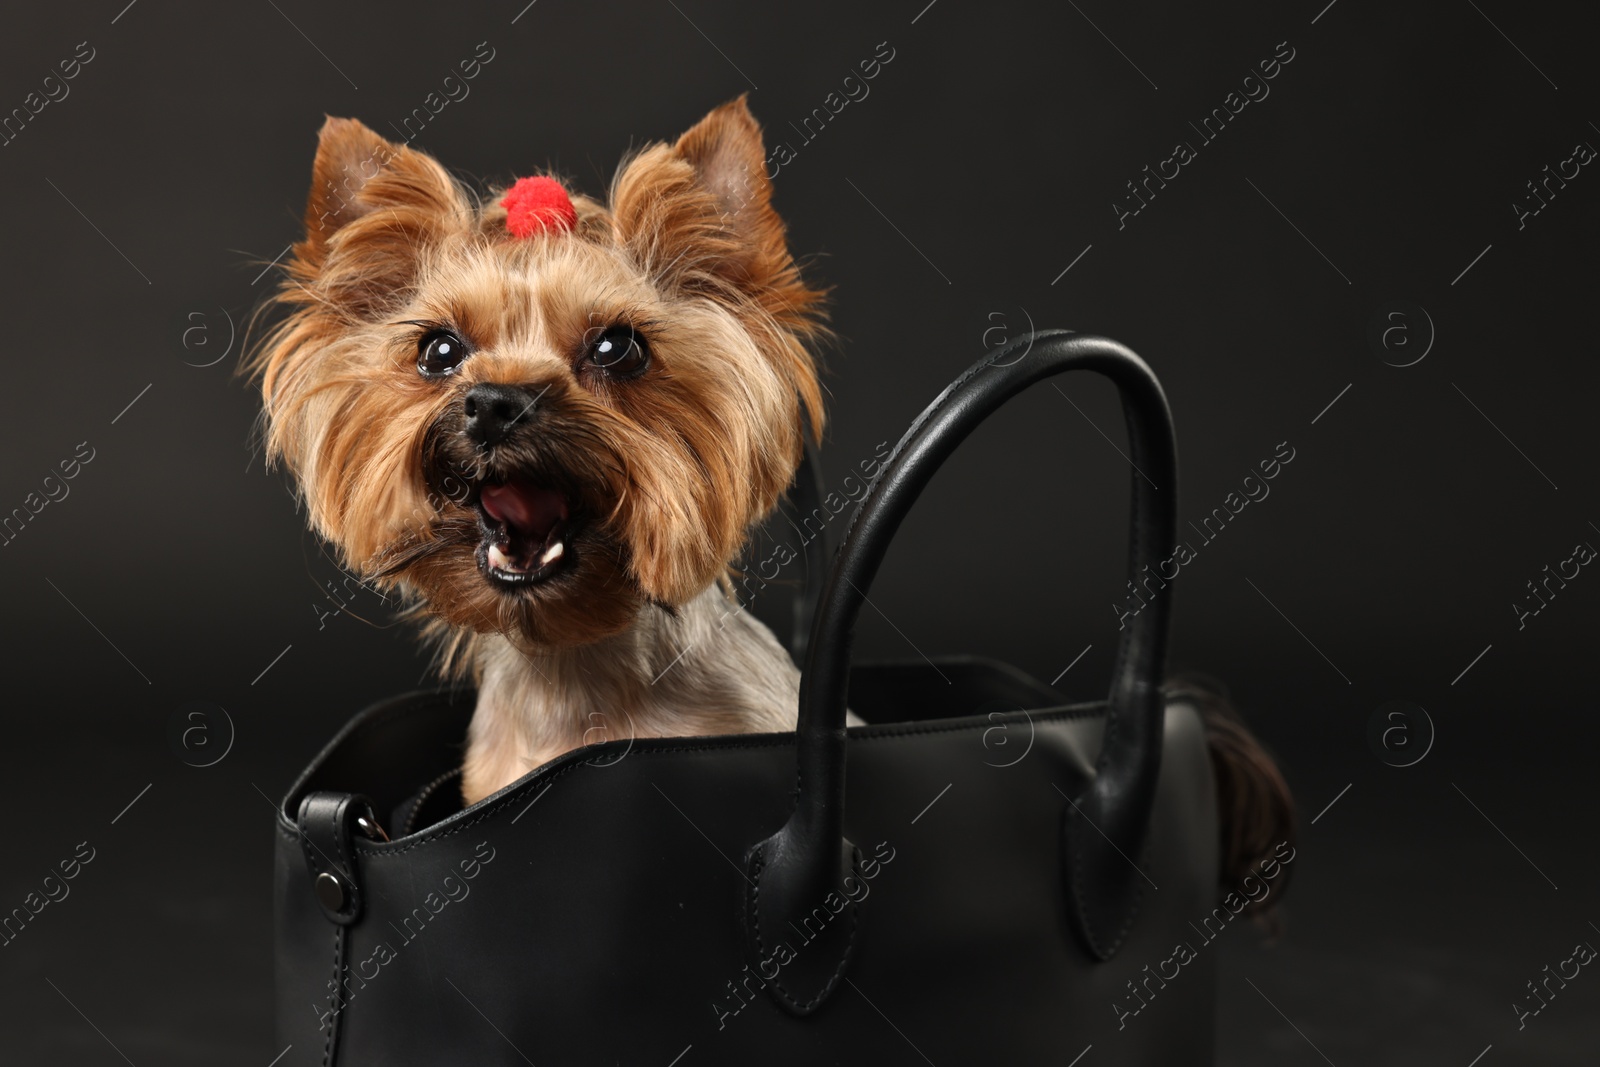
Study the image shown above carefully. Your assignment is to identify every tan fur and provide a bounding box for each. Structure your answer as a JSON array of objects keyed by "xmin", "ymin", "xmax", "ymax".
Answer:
[
  {"xmin": 249, "ymin": 98, "xmax": 827, "ymax": 804},
  {"xmin": 465, "ymin": 582, "xmax": 801, "ymax": 801}
]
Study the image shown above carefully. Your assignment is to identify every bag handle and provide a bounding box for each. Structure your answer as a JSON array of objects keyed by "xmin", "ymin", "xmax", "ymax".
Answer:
[{"xmin": 745, "ymin": 331, "xmax": 1178, "ymax": 1012}]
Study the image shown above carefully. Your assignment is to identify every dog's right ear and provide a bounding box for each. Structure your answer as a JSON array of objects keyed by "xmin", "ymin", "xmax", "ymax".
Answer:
[{"xmin": 292, "ymin": 117, "xmax": 470, "ymax": 315}]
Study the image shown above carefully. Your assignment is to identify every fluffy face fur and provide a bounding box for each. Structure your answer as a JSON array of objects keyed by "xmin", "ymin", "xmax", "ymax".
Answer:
[{"xmin": 252, "ymin": 99, "xmax": 826, "ymax": 802}]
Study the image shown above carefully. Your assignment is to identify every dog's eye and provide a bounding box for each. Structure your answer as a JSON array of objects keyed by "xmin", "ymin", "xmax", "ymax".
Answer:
[
  {"xmin": 586, "ymin": 326, "xmax": 649, "ymax": 379},
  {"xmin": 418, "ymin": 330, "xmax": 469, "ymax": 377}
]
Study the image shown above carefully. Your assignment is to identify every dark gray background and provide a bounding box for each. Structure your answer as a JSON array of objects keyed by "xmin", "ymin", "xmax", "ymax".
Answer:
[{"xmin": 1, "ymin": 0, "xmax": 1595, "ymax": 1063}]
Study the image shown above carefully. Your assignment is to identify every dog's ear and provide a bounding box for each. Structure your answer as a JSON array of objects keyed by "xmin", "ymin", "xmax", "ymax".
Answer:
[
  {"xmin": 611, "ymin": 96, "xmax": 825, "ymax": 335},
  {"xmin": 291, "ymin": 116, "xmax": 471, "ymax": 315}
]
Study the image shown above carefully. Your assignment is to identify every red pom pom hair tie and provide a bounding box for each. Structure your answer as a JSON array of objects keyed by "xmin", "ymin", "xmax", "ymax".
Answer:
[{"xmin": 501, "ymin": 176, "xmax": 577, "ymax": 238}]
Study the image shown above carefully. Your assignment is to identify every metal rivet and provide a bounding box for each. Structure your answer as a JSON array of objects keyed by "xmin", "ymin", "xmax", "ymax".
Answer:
[
  {"xmin": 315, "ymin": 871, "xmax": 347, "ymax": 912},
  {"xmin": 355, "ymin": 813, "xmax": 389, "ymax": 842}
]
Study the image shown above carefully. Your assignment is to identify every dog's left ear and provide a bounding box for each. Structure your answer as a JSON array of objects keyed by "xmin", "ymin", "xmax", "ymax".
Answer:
[
  {"xmin": 611, "ymin": 96, "xmax": 824, "ymax": 335},
  {"xmin": 290, "ymin": 117, "xmax": 473, "ymax": 318}
]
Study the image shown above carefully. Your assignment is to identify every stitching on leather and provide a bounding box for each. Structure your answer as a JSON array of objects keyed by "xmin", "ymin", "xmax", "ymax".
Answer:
[
  {"xmin": 1074, "ymin": 402, "xmax": 1142, "ymax": 951},
  {"xmin": 275, "ymin": 690, "xmax": 470, "ymax": 830},
  {"xmin": 746, "ymin": 848, "xmax": 861, "ymax": 1014},
  {"xmin": 1066, "ymin": 801, "xmax": 1145, "ymax": 958},
  {"xmin": 284, "ymin": 669, "xmax": 1068, "ymax": 831},
  {"xmin": 1100, "ymin": 390, "xmax": 1149, "ymax": 780},
  {"xmin": 321, "ymin": 924, "xmax": 344, "ymax": 1067},
  {"xmin": 286, "ymin": 689, "xmax": 469, "ymax": 779},
  {"xmin": 271, "ymin": 704, "xmax": 1112, "ymax": 851},
  {"xmin": 1101, "ymin": 393, "xmax": 1162, "ymax": 952},
  {"xmin": 296, "ymin": 798, "xmax": 359, "ymax": 921},
  {"xmin": 402, "ymin": 768, "xmax": 463, "ymax": 837},
  {"xmin": 296, "ymin": 802, "xmax": 330, "ymax": 910},
  {"xmin": 1072, "ymin": 362, "xmax": 1163, "ymax": 955},
  {"xmin": 1066, "ymin": 795, "xmax": 1104, "ymax": 956}
]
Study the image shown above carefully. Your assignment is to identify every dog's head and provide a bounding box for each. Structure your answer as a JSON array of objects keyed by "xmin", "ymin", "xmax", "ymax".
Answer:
[{"xmin": 251, "ymin": 98, "xmax": 825, "ymax": 654}]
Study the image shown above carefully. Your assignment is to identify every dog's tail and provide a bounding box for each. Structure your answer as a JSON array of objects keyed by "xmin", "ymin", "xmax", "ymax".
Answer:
[{"xmin": 1168, "ymin": 672, "xmax": 1295, "ymax": 930}]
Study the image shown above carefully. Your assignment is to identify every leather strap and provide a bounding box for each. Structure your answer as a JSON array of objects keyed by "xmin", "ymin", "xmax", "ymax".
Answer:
[
  {"xmin": 747, "ymin": 331, "xmax": 1179, "ymax": 1006},
  {"xmin": 296, "ymin": 791, "xmax": 373, "ymax": 926}
]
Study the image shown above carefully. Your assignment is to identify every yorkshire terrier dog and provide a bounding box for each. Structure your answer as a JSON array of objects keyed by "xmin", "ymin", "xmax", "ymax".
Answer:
[
  {"xmin": 253, "ymin": 97, "xmax": 824, "ymax": 805},
  {"xmin": 251, "ymin": 98, "xmax": 1293, "ymax": 911}
]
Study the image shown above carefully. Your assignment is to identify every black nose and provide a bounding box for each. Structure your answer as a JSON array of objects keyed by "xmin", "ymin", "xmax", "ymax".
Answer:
[{"xmin": 463, "ymin": 383, "xmax": 538, "ymax": 446}]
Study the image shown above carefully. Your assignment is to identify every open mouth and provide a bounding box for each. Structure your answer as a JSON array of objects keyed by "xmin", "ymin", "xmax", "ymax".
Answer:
[{"xmin": 475, "ymin": 479, "xmax": 574, "ymax": 587}]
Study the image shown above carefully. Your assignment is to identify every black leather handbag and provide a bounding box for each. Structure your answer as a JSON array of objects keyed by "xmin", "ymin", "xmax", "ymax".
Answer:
[{"xmin": 272, "ymin": 330, "xmax": 1220, "ymax": 1066}]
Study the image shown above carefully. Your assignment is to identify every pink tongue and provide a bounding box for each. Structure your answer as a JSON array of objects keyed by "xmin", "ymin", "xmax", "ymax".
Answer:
[{"xmin": 479, "ymin": 482, "xmax": 568, "ymax": 539}]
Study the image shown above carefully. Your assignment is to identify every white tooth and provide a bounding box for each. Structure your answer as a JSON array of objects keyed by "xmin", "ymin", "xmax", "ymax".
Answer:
[
  {"xmin": 539, "ymin": 540, "xmax": 565, "ymax": 566},
  {"xmin": 488, "ymin": 544, "xmax": 523, "ymax": 573}
]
